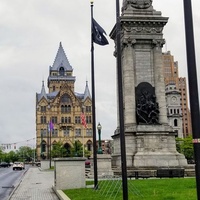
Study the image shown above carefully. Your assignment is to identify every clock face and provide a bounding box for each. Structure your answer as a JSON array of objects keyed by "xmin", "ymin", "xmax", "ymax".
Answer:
[{"xmin": 171, "ymin": 96, "xmax": 177, "ymax": 103}]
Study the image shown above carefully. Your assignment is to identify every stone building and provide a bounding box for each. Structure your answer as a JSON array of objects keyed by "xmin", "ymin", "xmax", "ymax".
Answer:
[
  {"xmin": 36, "ymin": 42, "xmax": 93, "ymax": 160},
  {"xmin": 162, "ymin": 51, "xmax": 192, "ymax": 137}
]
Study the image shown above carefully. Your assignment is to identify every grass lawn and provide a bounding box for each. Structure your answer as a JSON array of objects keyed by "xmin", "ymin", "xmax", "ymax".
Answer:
[{"xmin": 63, "ymin": 178, "xmax": 197, "ymax": 200}]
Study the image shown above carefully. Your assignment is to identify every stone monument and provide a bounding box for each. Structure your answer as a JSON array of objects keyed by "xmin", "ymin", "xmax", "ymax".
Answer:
[{"xmin": 110, "ymin": 0, "xmax": 187, "ymax": 169}]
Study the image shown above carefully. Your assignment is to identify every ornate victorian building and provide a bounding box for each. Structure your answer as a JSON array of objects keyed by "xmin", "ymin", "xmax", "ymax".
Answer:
[{"xmin": 36, "ymin": 43, "xmax": 93, "ymax": 160}]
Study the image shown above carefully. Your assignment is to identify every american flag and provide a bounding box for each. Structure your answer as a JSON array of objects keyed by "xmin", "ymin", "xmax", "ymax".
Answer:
[{"xmin": 81, "ymin": 112, "xmax": 87, "ymax": 128}]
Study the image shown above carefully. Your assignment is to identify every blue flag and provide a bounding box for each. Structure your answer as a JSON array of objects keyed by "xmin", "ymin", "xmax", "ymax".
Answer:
[{"xmin": 92, "ymin": 18, "xmax": 109, "ymax": 46}]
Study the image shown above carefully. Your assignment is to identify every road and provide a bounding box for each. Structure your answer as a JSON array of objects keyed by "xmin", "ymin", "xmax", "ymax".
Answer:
[{"xmin": 0, "ymin": 166, "xmax": 28, "ymax": 200}]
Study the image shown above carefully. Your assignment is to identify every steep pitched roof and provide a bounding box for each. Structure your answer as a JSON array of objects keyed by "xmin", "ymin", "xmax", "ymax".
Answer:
[
  {"xmin": 51, "ymin": 42, "xmax": 72, "ymax": 71},
  {"xmin": 37, "ymin": 81, "xmax": 47, "ymax": 102},
  {"xmin": 83, "ymin": 81, "xmax": 91, "ymax": 101}
]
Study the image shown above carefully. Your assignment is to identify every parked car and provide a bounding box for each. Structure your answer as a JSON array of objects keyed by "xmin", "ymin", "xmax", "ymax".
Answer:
[
  {"xmin": 13, "ymin": 162, "xmax": 24, "ymax": 170},
  {"xmin": 35, "ymin": 162, "xmax": 41, "ymax": 167},
  {"xmin": 0, "ymin": 162, "xmax": 10, "ymax": 168}
]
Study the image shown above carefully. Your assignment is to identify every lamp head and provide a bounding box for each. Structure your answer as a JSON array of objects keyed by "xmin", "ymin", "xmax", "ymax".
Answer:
[
  {"xmin": 90, "ymin": 0, "xmax": 94, "ymax": 5},
  {"xmin": 97, "ymin": 122, "xmax": 102, "ymax": 130}
]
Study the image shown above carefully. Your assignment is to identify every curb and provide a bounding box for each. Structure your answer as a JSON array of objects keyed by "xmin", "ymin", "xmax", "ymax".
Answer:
[
  {"xmin": 52, "ymin": 187, "xmax": 71, "ymax": 200},
  {"xmin": 8, "ymin": 168, "xmax": 29, "ymax": 200}
]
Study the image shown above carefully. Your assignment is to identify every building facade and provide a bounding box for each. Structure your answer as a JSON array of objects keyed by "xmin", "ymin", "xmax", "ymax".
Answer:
[
  {"xmin": 162, "ymin": 51, "xmax": 192, "ymax": 137},
  {"xmin": 36, "ymin": 43, "xmax": 93, "ymax": 160},
  {"xmin": 165, "ymin": 83, "xmax": 183, "ymax": 138}
]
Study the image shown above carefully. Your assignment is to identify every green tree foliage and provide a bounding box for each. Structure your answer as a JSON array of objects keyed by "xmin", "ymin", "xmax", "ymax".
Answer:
[
  {"xmin": 176, "ymin": 136, "xmax": 194, "ymax": 161},
  {"xmin": 17, "ymin": 146, "xmax": 34, "ymax": 162},
  {"xmin": 70, "ymin": 140, "xmax": 91, "ymax": 158},
  {"xmin": 51, "ymin": 141, "xmax": 67, "ymax": 158}
]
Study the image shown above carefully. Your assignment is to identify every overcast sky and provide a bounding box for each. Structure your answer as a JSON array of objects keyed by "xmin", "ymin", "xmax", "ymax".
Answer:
[{"xmin": 0, "ymin": 0, "xmax": 199, "ymax": 149}]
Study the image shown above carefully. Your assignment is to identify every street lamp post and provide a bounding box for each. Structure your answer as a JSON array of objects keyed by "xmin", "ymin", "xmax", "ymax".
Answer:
[
  {"xmin": 97, "ymin": 123, "xmax": 103, "ymax": 154},
  {"xmin": 74, "ymin": 138, "xmax": 78, "ymax": 157}
]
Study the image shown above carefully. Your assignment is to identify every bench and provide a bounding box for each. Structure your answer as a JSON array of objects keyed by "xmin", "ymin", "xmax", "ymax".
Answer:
[
  {"xmin": 157, "ymin": 168, "xmax": 184, "ymax": 178},
  {"xmin": 128, "ymin": 172, "xmax": 151, "ymax": 180}
]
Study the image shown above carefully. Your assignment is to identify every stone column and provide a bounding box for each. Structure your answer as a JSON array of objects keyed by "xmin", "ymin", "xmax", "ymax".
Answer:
[
  {"xmin": 122, "ymin": 38, "xmax": 136, "ymax": 125},
  {"xmin": 153, "ymin": 39, "xmax": 168, "ymax": 124}
]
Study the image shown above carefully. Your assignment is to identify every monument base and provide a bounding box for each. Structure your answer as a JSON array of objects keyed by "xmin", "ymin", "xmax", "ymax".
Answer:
[
  {"xmin": 112, "ymin": 125, "xmax": 188, "ymax": 169},
  {"xmin": 54, "ymin": 157, "xmax": 86, "ymax": 190},
  {"xmin": 89, "ymin": 154, "xmax": 113, "ymax": 178}
]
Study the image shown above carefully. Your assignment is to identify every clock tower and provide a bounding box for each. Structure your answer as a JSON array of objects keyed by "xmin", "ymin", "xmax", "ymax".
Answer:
[{"xmin": 166, "ymin": 84, "xmax": 183, "ymax": 138}]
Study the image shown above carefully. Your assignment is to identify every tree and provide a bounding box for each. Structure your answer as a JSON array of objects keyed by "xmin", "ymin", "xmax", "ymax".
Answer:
[
  {"xmin": 176, "ymin": 136, "xmax": 194, "ymax": 161},
  {"xmin": 51, "ymin": 141, "xmax": 67, "ymax": 158},
  {"xmin": 17, "ymin": 146, "xmax": 34, "ymax": 162}
]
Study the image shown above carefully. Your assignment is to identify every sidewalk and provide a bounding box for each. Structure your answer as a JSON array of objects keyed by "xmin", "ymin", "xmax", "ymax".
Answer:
[{"xmin": 9, "ymin": 167, "xmax": 59, "ymax": 200}]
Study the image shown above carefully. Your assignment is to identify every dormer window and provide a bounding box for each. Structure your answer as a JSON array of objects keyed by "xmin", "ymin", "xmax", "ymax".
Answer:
[{"xmin": 59, "ymin": 67, "xmax": 65, "ymax": 76}]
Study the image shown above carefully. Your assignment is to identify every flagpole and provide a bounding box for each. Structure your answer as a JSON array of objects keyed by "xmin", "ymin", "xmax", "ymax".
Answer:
[
  {"xmin": 183, "ymin": 0, "xmax": 200, "ymax": 198},
  {"xmin": 115, "ymin": 0, "xmax": 128, "ymax": 199},
  {"xmin": 90, "ymin": 0, "xmax": 98, "ymax": 189}
]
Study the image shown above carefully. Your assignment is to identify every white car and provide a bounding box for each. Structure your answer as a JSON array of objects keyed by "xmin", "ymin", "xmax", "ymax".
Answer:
[{"xmin": 13, "ymin": 162, "xmax": 24, "ymax": 170}]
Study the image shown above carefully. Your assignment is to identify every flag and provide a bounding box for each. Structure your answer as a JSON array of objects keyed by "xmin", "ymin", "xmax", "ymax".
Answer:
[
  {"xmin": 92, "ymin": 18, "xmax": 109, "ymax": 46},
  {"xmin": 81, "ymin": 112, "xmax": 87, "ymax": 128},
  {"xmin": 48, "ymin": 121, "xmax": 54, "ymax": 132}
]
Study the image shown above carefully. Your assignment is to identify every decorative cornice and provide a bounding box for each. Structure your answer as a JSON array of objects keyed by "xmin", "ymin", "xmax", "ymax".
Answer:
[
  {"xmin": 152, "ymin": 39, "xmax": 165, "ymax": 48},
  {"xmin": 122, "ymin": 20, "xmax": 166, "ymax": 35}
]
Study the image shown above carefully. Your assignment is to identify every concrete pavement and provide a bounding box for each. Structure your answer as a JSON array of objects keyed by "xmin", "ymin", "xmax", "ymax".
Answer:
[{"xmin": 8, "ymin": 167, "xmax": 62, "ymax": 200}]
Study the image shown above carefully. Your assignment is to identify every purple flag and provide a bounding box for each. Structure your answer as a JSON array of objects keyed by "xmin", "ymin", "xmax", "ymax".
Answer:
[{"xmin": 48, "ymin": 121, "xmax": 54, "ymax": 132}]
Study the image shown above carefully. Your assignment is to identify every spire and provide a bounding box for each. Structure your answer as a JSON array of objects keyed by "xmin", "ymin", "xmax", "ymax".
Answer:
[
  {"xmin": 51, "ymin": 42, "xmax": 72, "ymax": 71},
  {"xmin": 38, "ymin": 80, "xmax": 47, "ymax": 102},
  {"xmin": 83, "ymin": 81, "xmax": 91, "ymax": 101}
]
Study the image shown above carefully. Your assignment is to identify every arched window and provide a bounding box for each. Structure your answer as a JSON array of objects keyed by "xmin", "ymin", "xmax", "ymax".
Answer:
[
  {"xmin": 64, "ymin": 143, "xmax": 71, "ymax": 157},
  {"xmin": 174, "ymin": 119, "xmax": 178, "ymax": 127},
  {"xmin": 61, "ymin": 94, "xmax": 71, "ymax": 103},
  {"xmin": 41, "ymin": 140, "xmax": 46, "ymax": 153},
  {"xmin": 87, "ymin": 140, "xmax": 92, "ymax": 151},
  {"xmin": 59, "ymin": 67, "xmax": 65, "ymax": 76}
]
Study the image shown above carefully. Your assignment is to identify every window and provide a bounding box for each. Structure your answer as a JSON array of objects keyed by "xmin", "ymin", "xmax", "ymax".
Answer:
[
  {"xmin": 53, "ymin": 86, "xmax": 56, "ymax": 91},
  {"xmin": 61, "ymin": 117, "xmax": 64, "ymax": 123},
  {"xmin": 86, "ymin": 106, "xmax": 92, "ymax": 112},
  {"xmin": 41, "ymin": 106, "xmax": 46, "ymax": 112},
  {"xmin": 86, "ymin": 129, "xmax": 92, "ymax": 136},
  {"xmin": 75, "ymin": 116, "xmax": 81, "ymax": 124},
  {"xmin": 64, "ymin": 128, "xmax": 70, "ymax": 137},
  {"xmin": 75, "ymin": 129, "xmax": 81, "ymax": 136},
  {"xmin": 87, "ymin": 141, "xmax": 92, "ymax": 151},
  {"xmin": 41, "ymin": 141, "xmax": 46, "ymax": 153},
  {"xmin": 86, "ymin": 116, "xmax": 92, "ymax": 124},
  {"xmin": 52, "ymin": 116, "xmax": 57, "ymax": 124},
  {"xmin": 41, "ymin": 116, "xmax": 46, "ymax": 124},
  {"xmin": 59, "ymin": 67, "xmax": 65, "ymax": 76},
  {"xmin": 61, "ymin": 94, "xmax": 71, "ymax": 103},
  {"xmin": 41, "ymin": 129, "xmax": 47, "ymax": 137},
  {"xmin": 52, "ymin": 129, "xmax": 58, "ymax": 137},
  {"xmin": 61, "ymin": 105, "xmax": 71, "ymax": 113},
  {"xmin": 174, "ymin": 119, "xmax": 178, "ymax": 127}
]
